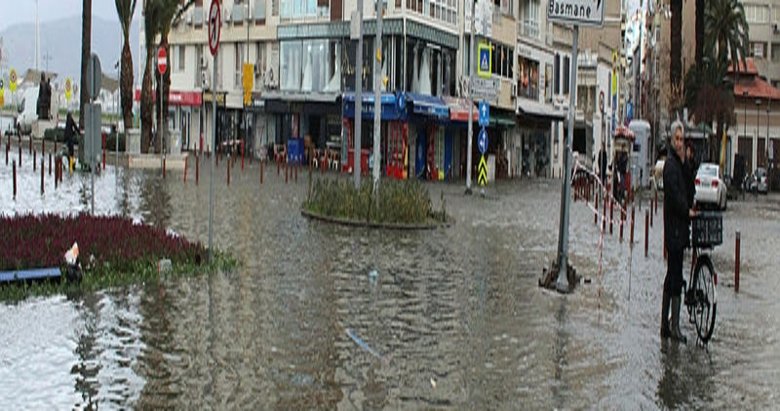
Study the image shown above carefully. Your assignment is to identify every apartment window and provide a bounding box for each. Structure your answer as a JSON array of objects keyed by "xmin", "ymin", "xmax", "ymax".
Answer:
[
  {"xmin": 554, "ymin": 54, "xmax": 560, "ymax": 94},
  {"xmin": 281, "ymin": 39, "xmax": 343, "ymax": 92},
  {"xmin": 751, "ymin": 42, "xmax": 766, "ymax": 59},
  {"xmin": 772, "ymin": 43, "xmax": 780, "ymax": 62},
  {"xmin": 494, "ymin": 0, "xmax": 512, "ymax": 15},
  {"xmin": 517, "ymin": 55, "xmax": 539, "ymax": 100},
  {"xmin": 544, "ymin": 63, "xmax": 552, "ymax": 103},
  {"xmin": 407, "ymin": 0, "xmax": 457, "ymax": 25},
  {"xmin": 281, "ymin": 0, "xmax": 329, "ymax": 20},
  {"xmin": 235, "ymin": 43, "xmax": 244, "ymax": 87},
  {"xmin": 490, "ymin": 41, "xmax": 513, "ymax": 79},
  {"xmin": 563, "ymin": 55, "xmax": 570, "ymax": 95},
  {"xmin": 178, "ymin": 45, "xmax": 185, "ymax": 72},
  {"xmin": 745, "ymin": 4, "xmax": 769, "ymax": 23}
]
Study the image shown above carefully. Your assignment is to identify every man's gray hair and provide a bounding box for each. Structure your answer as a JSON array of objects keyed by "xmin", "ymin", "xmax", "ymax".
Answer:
[{"xmin": 670, "ymin": 120, "xmax": 685, "ymax": 137}]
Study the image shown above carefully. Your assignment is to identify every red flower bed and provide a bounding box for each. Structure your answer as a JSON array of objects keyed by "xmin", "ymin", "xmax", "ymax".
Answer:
[{"xmin": 0, "ymin": 214, "xmax": 204, "ymax": 271}]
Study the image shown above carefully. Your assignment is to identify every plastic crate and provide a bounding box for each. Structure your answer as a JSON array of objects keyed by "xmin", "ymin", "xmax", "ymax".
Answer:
[{"xmin": 691, "ymin": 212, "xmax": 723, "ymax": 247}]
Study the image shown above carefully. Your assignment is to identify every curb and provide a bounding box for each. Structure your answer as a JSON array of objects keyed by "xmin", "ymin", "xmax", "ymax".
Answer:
[{"xmin": 300, "ymin": 209, "xmax": 453, "ymax": 230}]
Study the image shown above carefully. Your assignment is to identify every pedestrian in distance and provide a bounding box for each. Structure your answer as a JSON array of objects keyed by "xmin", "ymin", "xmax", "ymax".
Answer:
[
  {"xmin": 64, "ymin": 112, "xmax": 80, "ymax": 171},
  {"xmin": 660, "ymin": 121, "xmax": 697, "ymax": 343}
]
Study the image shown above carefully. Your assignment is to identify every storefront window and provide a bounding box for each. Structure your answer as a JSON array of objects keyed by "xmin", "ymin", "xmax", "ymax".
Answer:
[{"xmin": 280, "ymin": 40, "xmax": 342, "ymax": 93}]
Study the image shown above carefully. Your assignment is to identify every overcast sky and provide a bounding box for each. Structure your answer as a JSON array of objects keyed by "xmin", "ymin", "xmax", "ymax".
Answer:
[{"xmin": 1, "ymin": 0, "xmax": 119, "ymax": 31}]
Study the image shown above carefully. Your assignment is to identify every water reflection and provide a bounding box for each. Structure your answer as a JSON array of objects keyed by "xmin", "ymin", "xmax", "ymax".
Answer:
[{"xmin": 0, "ymin": 160, "xmax": 779, "ymax": 408}]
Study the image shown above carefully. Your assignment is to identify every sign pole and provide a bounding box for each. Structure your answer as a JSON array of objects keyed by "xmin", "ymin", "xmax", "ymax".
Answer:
[
  {"xmin": 207, "ymin": 0, "xmax": 221, "ymax": 262},
  {"xmin": 466, "ymin": 0, "xmax": 476, "ymax": 195},
  {"xmin": 556, "ymin": 25, "xmax": 579, "ymax": 291},
  {"xmin": 354, "ymin": 0, "xmax": 364, "ymax": 189},
  {"xmin": 373, "ymin": 0, "xmax": 383, "ymax": 196}
]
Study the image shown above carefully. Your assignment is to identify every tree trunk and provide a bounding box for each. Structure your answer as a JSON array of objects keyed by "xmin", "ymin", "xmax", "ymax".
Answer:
[
  {"xmin": 79, "ymin": 0, "xmax": 92, "ymax": 130},
  {"xmin": 141, "ymin": 50, "xmax": 153, "ymax": 154},
  {"xmin": 695, "ymin": 0, "xmax": 704, "ymax": 66},
  {"xmin": 120, "ymin": 40, "xmax": 134, "ymax": 130},
  {"xmin": 670, "ymin": 0, "xmax": 683, "ymax": 92}
]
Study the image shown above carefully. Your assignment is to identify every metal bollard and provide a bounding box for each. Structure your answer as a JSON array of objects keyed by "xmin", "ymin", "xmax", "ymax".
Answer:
[
  {"xmin": 183, "ymin": 157, "xmax": 188, "ymax": 183},
  {"xmin": 260, "ymin": 160, "xmax": 264, "ymax": 185},
  {"xmin": 645, "ymin": 210, "xmax": 649, "ymax": 257},
  {"xmin": 55, "ymin": 158, "xmax": 59, "ymax": 189},
  {"xmin": 241, "ymin": 141, "xmax": 245, "ymax": 171},
  {"xmin": 49, "ymin": 152, "xmax": 52, "ymax": 176},
  {"xmin": 33, "ymin": 150, "xmax": 36, "ymax": 171},
  {"xmin": 285, "ymin": 162, "xmax": 288, "ymax": 183},
  {"xmin": 163, "ymin": 158, "xmax": 166, "ymax": 179},
  {"xmin": 12, "ymin": 160, "xmax": 17, "ymax": 198},
  {"xmin": 630, "ymin": 206, "xmax": 635, "ymax": 245},
  {"xmin": 227, "ymin": 158, "xmax": 231, "ymax": 186},
  {"xmin": 610, "ymin": 199, "xmax": 614, "ymax": 235},
  {"xmin": 650, "ymin": 202, "xmax": 654, "ymax": 228},
  {"xmin": 735, "ymin": 231, "xmax": 741, "ymax": 293},
  {"xmin": 594, "ymin": 192, "xmax": 599, "ymax": 225},
  {"xmin": 620, "ymin": 209, "xmax": 624, "ymax": 243},
  {"xmin": 41, "ymin": 158, "xmax": 44, "ymax": 194}
]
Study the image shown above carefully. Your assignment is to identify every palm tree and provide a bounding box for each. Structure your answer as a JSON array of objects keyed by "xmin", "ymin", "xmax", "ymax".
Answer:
[
  {"xmin": 115, "ymin": 0, "xmax": 137, "ymax": 131},
  {"xmin": 695, "ymin": 0, "xmax": 705, "ymax": 66},
  {"xmin": 140, "ymin": 0, "xmax": 160, "ymax": 153},
  {"xmin": 79, "ymin": 0, "xmax": 92, "ymax": 130},
  {"xmin": 706, "ymin": 0, "xmax": 749, "ymax": 67}
]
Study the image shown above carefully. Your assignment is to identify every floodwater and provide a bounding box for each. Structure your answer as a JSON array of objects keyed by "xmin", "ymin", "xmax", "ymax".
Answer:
[{"xmin": 1, "ymin": 147, "xmax": 779, "ymax": 409}]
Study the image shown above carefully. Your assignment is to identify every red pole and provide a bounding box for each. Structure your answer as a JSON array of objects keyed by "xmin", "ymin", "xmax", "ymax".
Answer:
[
  {"xmin": 12, "ymin": 160, "xmax": 16, "ymax": 198},
  {"xmin": 19, "ymin": 145, "xmax": 22, "ymax": 167},
  {"xmin": 49, "ymin": 152, "xmax": 52, "ymax": 176},
  {"xmin": 55, "ymin": 158, "xmax": 59, "ymax": 189},
  {"xmin": 5, "ymin": 143, "xmax": 8, "ymax": 165},
  {"xmin": 594, "ymin": 192, "xmax": 599, "ymax": 225},
  {"xmin": 102, "ymin": 147, "xmax": 106, "ymax": 170},
  {"xmin": 195, "ymin": 154, "xmax": 200, "ymax": 185},
  {"xmin": 163, "ymin": 158, "xmax": 167, "ymax": 179},
  {"xmin": 277, "ymin": 156, "xmax": 280, "ymax": 175},
  {"xmin": 41, "ymin": 158, "xmax": 44, "ymax": 194},
  {"xmin": 28, "ymin": 136, "xmax": 32, "ymax": 154},
  {"xmin": 630, "ymin": 206, "xmax": 635, "ymax": 245},
  {"xmin": 654, "ymin": 190, "xmax": 658, "ymax": 214},
  {"xmin": 619, "ymin": 209, "xmax": 624, "ymax": 243},
  {"xmin": 42, "ymin": 138, "xmax": 45, "ymax": 154},
  {"xmin": 609, "ymin": 198, "xmax": 614, "ymax": 235},
  {"xmin": 602, "ymin": 193, "xmax": 607, "ymax": 232},
  {"xmin": 650, "ymin": 202, "xmax": 654, "ymax": 228},
  {"xmin": 34, "ymin": 150, "xmax": 37, "ymax": 171},
  {"xmin": 227, "ymin": 157, "xmax": 231, "ymax": 186},
  {"xmin": 735, "ymin": 231, "xmax": 741, "ymax": 293},
  {"xmin": 260, "ymin": 160, "xmax": 264, "ymax": 184},
  {"xmin": 183, "ymin": 156, "xmax": 188, "ymax": 184},
  {"xmin": 644, "ymin": 210, "xmax": 649, "ymax": 257},
  {"xmin": 241, "ymin": 141, "xmax": 245, "ymax": 171}
]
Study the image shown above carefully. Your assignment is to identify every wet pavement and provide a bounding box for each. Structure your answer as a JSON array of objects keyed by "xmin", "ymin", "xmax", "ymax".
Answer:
[{"xmin": 1, "ymin": 148, "xmax": 779, "ymax": 409}]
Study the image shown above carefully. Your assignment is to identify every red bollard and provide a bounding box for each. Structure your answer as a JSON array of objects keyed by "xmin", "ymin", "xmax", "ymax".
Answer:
[
  {"xmin": 594, "ymin": 193, "xmax": 599, "ymax": 225},
  {"xmin": 34, "ymin": 150, "xmax": 37, "ymax": 171},
  {"xmin": 41, "ymin": 158, "xmax": 44, "ymax": 194},
  {"xmin": 227, "ymin": 158, "xmax": 231, "ymax": 186},
  {"xmin": 42, "ymin": 139, "xmax": 45, "ymax": 154},
  {"xmin": 735, "ymin": 231, "xmax": 741, "ymax": 292},
  {"xmin": 277, "ymin": 158, "xmax": 280, "ymax": 175},
  {"xmin": 602, "ymin": 194, "xmax": 607, "ymax": 232},
  {"xmin": 609, "ymin": 199, "xmax": 614, "ymax": 235},
  {"xmin": 630, "ymin": 206, "xmax": 635, "ymax": 245},
  {"xmin": 241, "ymin": 141, "xmax": 245, "ymax": 171},
  {"xmin": 260, "ymin": 160, "xmax": 264, "ymax": 185},
  {"xmin": 19, "ymin": 145, "xmax": 22, "ymax": 167},
  {"xmin": 49, "ymin": 152, "xmax": 52, "ymax": 176},
  {"xmin": 654, "ymin": 190, "xmax": 658, "ymax": 214},
  {"xmin": 650, "ymin": 202, "xmax": 654, "ymax": 228},
  {"xmin": 5, "ymin": 143, "xmax": 8, "ymax": 165},
  {"xmin": 55, "ymin": 159, "xmax": 59, "ymax": 189},
  {"xmin": 285, "ymin": 162, "xmax": 289, "ymax": 183},
  {"xmin": 28, "ymin": 137, "xmax": 32, "ymax": 154},
  {"xmin": 645, "ymin": 210, "xmax": 649, "ymax": 257},
  {"xmin": 163, "ymin": 158, "xmax": 167, "ymax": 179},
  {"xmin": 12, "ymin": 160, "xmax": 17, "ymax": 198},
  {"xmin": 619, "ymin": 210, "xmax": 624, "ymax": 243},
  {"xmin": 195, "ymin": 154, "xmax": 200, "ymax": 185},
  {"xmin": 183, "ymin": 157, "xmax": 188, "ymax": 184},
  {"xmin": 102, "ymin": 148, "xmax": 106, "ymax": 170}
]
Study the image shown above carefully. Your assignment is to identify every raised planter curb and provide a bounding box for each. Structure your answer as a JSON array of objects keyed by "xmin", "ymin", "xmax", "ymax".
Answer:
[{"xmin": 301, "ymin": 208, "xmax": 453, "ymax": 230}]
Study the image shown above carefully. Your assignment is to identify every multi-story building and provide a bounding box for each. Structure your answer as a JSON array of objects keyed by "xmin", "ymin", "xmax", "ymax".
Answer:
[
  {"xmin": 743, "ymin": 0, "xmax": 780, "ymax": 88},
  {"xmin": 139, "ymin": 1, "xmax": 585, "ymax": 182}
]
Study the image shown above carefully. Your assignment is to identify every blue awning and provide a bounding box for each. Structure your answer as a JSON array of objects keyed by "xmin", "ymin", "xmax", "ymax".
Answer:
[
  {"xmin": 343, "ymin": 92, "xmax": 406, "ymax": 121},
  {"xmin": 405, "ymin": 92, "xmax": 449, "ymax": 119}
]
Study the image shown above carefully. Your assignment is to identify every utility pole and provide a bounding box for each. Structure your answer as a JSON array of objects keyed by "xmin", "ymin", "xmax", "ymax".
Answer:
[
  {"xmin": 372, "ymin": 0, "xmax": 384, "ymax": 195},
  {"xmin": 465, "ymin": 0, "xmax": 476, "ymax": 195},
  {"xmin": 354, "ymin": 0, "xmax": 364, "ymax": 189}
]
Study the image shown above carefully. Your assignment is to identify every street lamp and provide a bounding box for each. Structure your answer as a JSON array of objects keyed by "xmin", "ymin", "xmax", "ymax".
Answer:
[{"xmin": 756, "ymin": 99, "xmax": 762, "ymax": 167}]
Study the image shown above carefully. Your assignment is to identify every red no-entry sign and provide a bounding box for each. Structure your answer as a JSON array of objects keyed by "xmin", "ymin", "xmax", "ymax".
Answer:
[{"xmin": 157, "ymin": 46, "xmax": 167, "ymax": 75}]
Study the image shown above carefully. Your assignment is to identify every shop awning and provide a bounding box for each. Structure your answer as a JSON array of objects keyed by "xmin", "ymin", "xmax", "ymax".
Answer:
[
  {"xmin": 343, "ymin": 92, "xmax": 405, "ymax": 120},
  {"xmin": 260, "ymin": 91, "xmax": 340, "ymax": 103},
  {"xmin": 489, "ymin": 110, "xmax": 517, "ymax": 127},
  {"xmin": 516, "ymin": 97, "xmax": 566, "ymax": 121},
  {"xmin": 133, "ymin": 88, "xmax": 203, "ymax": 106},
  {"xmin": 406, "ymin": 92, "xmax": 449, "ymax": 119},
  {"xmin": 443, "ymin": 96, "xmax": 478, "ymax": 122}
]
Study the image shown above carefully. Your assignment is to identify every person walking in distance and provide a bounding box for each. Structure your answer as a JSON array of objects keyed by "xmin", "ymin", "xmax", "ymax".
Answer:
[
  {"xmin": 661, "ymin": 121, "xmax": 697, "ymax": 343},
  {"xmin": 64, "ymin": 112, "xmax": 80, "ymax": 172}
]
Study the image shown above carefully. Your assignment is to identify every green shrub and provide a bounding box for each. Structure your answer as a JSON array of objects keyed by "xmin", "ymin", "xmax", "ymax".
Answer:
[
  {"xmin": 43, "ymin": 127, "xmax": 65, "ymax": 142},
  {"xmin": 303, "ymin": 178, "xmax": 441, "ymax": 225}
]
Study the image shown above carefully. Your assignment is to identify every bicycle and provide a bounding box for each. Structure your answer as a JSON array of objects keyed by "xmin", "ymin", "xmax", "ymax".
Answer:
[{"xmin": 683, "ymin": 211, "xmax": 721, "ymax": 345}]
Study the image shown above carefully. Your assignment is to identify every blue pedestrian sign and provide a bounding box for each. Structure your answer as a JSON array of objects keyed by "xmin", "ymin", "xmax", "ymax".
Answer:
[
  {"xmin": 478, "ymin": 101, "xmax": 489, "ymax": 127},
  {"xmin": 477, "ymin": 43, "xmax": 492, "ymax": 79},
  {"xmin": 478, "ymin": 128, "xmax": 488, "ymax": 155}
]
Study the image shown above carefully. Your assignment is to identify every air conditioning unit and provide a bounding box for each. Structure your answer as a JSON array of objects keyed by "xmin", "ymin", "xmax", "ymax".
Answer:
[
  {"xmin": 200, "ymin": 56, "xmax": 208, "ymax": 69},
  {"xmin": 201, "ymin": 71, "xmax": 210, "ymax": 88},
  {"xmin": 774, "ymin": 23, "xmax": 779, "ymax": 34},
  {"xmin": 511, "ymin": 83, "xmax": 518, "ymax": 98}
]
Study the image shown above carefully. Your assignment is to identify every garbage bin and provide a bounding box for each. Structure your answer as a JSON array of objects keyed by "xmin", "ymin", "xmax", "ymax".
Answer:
[{"xmin": 126, "ymin": 128, "xmax": 141, "ymax": 154}]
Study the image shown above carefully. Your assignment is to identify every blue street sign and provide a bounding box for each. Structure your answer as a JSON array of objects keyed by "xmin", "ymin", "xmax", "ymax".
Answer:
[
  {"xmin": 626, "ymin": 102, "xmax": 634, "ymax": 121},
  {"xmin": 478, "ymin": 100, "xmax": 489, "ymax": 127},
  {"xmin": 478, "ymin": 127, "xmax": 488, "ymax": 155}
]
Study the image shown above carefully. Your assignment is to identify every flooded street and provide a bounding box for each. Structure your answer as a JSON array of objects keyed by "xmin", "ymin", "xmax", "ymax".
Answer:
[{"xmin": 1, "ymin": 152, "xmax": 779, "ymax": 409}]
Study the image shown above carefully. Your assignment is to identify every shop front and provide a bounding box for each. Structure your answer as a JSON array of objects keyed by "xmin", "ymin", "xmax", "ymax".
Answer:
[
  {"xmin": 133, "ymin": 88, "xmax": 203, "ymax": 152},
  {"xmin": 443, "ymin": 96, "xmax": 478, "ymax": 180},
  {"xmin": 516, "ymin": 97, "xmax": 565, "ymax": 178}
]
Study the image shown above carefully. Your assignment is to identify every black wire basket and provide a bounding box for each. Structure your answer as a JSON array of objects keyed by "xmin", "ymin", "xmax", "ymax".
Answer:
[{"xmin": 691, "ymin": 211, "xmax": 723, "ymax": 247}]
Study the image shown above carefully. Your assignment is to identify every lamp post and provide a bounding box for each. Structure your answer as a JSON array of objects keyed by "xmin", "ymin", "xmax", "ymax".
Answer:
[
  {"xmin": 756, "ymin": 99, "xmax": 762, "ymax": 167},
  {"xmin": 743, "ymin": 90, "xmax": 749, "ymax": 165},
  {"xmin": 767, "ymin": 100, "xmax": 771, "ymax": 173}
]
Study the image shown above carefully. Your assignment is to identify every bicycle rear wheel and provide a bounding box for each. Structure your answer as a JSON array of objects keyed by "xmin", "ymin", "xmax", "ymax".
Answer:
[{"xmin": 693, "ymin": 255, "xmax": 717, "ymax": 343}]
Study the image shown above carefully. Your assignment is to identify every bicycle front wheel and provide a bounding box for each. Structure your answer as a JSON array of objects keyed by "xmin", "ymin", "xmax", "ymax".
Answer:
[{"xmin": 693, "ymin": 255, "xmax": 717, "ymax": 343}]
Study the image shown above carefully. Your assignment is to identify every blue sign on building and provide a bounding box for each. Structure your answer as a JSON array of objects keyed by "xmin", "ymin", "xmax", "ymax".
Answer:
[{"xmin": 478, "ymin": 101, "xmax": 489, "ymax": 127}]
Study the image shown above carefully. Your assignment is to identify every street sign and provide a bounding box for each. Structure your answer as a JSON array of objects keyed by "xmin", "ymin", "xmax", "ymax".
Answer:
[
  {"xmin": 470, "ymin": 76, "xmax": 499, "ymax": 100},
  {"xmin": 65, "ymin": 77, "xmax": 72, "ymax": 102},
  {"xmin": 157, "ymin": 46, "xmax": 168, "ymax": 75},
  {"xmin": 9, "ymin": 68, "xmax": 17, "ymax": 92},
  {"xmin": 0, "ymin": 88, "xmax": 4, "ymax": 107},
  {"xmin": 208, "ymin": 0, "xmax": 221, "ymax": 56},
  {"xmin": 242, "ymin": 63, "xmax": 254, "ymax": 105},
  {"xmin": 477, "ymin": 155, "xmax": 488, "ymax": 186},
  {"xmin": 478, "ymin": 128, "xmax": 488, "ymax": 154},
  {"xmin": 477, "ymin": 42, "xmax": 491, "ymax": 79},
  {"xmin": 87, "ymin": 53, "xmax": 101, "ymax": 101},
  {"xmin": 547, "ymin": 0, "xmax": 605, "ymax": 27},
  {"xmin": 478, "ymin": 101, "xmax": 489, "ymax": 127}
]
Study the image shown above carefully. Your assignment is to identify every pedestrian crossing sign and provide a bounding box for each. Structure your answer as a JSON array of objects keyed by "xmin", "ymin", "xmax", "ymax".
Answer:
[{"xmin": 477, "ymin": 43, "xmax": 491, "ymax": 79}]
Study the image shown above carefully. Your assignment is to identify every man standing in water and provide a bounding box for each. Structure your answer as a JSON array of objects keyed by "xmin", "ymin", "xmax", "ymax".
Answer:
[{"xmin": 661, "ymin": 121, "xmax": 696, "ymax": 343}]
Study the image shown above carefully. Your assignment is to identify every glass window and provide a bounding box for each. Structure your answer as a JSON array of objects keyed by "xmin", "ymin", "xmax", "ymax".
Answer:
[
  {"xmin": 517, "ymin": 56, "xmax": 539, "ymax": 100},
  {"xmin": 281, "ymin": 0, "xmax": 328, "ymax": 20},
  {"xmin": 772, "ymin": 43, "xmax": 780, "ymax": 63},
  {"xmin": 178, "ymin": 45, "xmax": 185, "ymax": 71},
  {"xmin": 280, "ymin": 41, "xmax": 302, "ymax": 91}
]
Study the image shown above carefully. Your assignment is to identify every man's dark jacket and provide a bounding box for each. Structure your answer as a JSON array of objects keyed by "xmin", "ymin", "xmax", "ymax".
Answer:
[{"xmin": 663, "ymin": 150, "xmax": 690, "ymax": 251}]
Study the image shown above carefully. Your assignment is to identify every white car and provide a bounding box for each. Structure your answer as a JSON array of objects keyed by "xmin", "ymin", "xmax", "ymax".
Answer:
[
  {"xmin": 651, "ymin": 159, "xmax": 665, "ymax": 190},
  {"xmin": 695, "ymin": 163, "xmax": 727, "ymax": 210}
]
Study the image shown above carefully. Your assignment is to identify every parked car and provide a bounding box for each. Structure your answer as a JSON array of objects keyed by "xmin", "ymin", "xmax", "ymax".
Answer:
[
  {"xmin": 695, "ymin": 163, "xmax": 728, "ymax": 210},
  {"xmin": 749, "ymin": 167, "xmax": 769, "ymax": 194}
]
